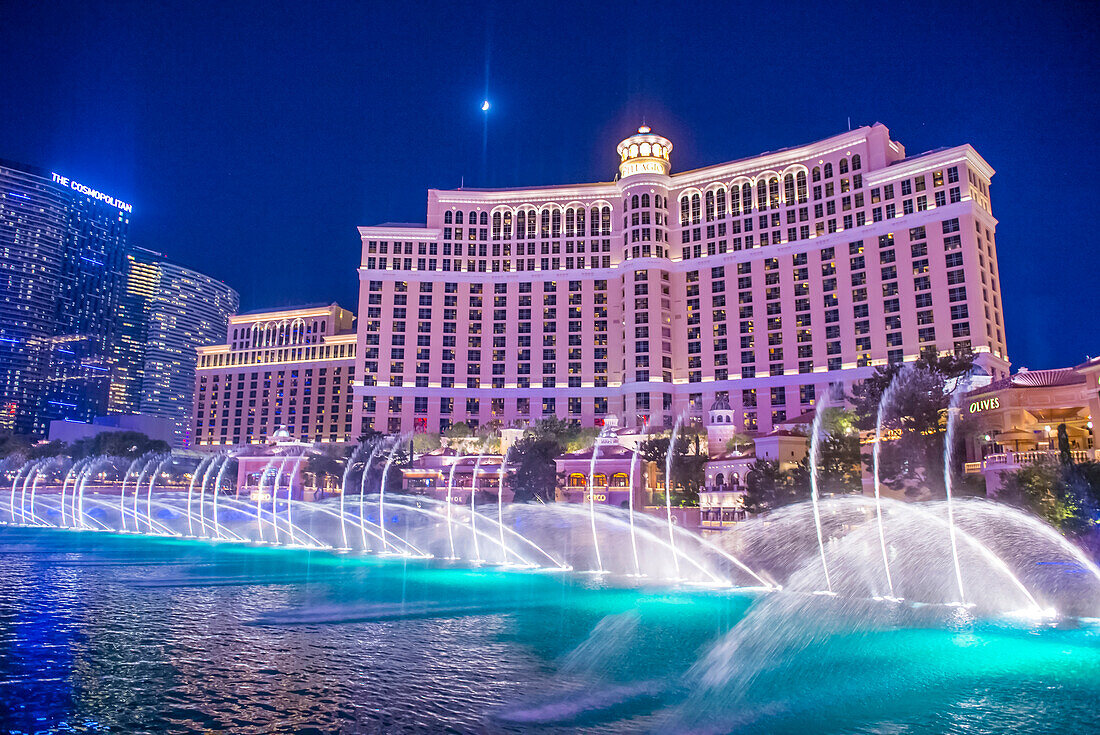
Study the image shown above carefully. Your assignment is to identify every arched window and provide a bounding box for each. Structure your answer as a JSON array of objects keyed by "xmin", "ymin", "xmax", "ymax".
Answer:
[
  {"xmin": 768, "ymin": 178, "xmax": 780, "ymax": 209},
  {"xmin": 516, "ymin": 211, "xmax": 526, "ymax": 238},
  {"xmin": 730, "ymin": 186, "xmax": 741, "ymax": 216},
  {"xmin": 852, "ymin": 154, "xmax": 862, "ymax": 170},
  {"xmin": 480, "ymin": 211, "xmax": 488, "ymax": 225},
  {"xmin": 680, "ymin": 197, "xmax": 690, "ymax": 225},
  {"xmin": 568, "ymin": 473, "xmax": 586, "ymax": 488},
  {"xmin": 565, "ymin": 208, "xmax": 574, "ymax": 236},
  {"xmin": 715, "ymin": 187, "xmax": 726, "ymax": 218},
  {"xmin": 575, "ymin": 208, "xmax": 584, "ymax": 234},
  {"xmin": 590, "ymin": 207, "xmax": 600, "ymax": 236},
  {"xmin": 444, "ymin": 211, "xmax": 453, "ymax": 224},
  {"xmin": 492, "ymin": 211, "xmax": 501, "ymax": 237},
  {"xmin": 796, "ymin": 171, "xmax": 808, "ymax": 203},
  {"xmin": 468, "ymin": 211, "xmax": 477, "ymax": 227},
  {"xmin": 784, "ymin": 174, "xmax": 795, "ymax": 204},
  {"xmin": 320, "ymin": 320, "xmax": 326, "ymax": 333},
  {"xmin": 611, "ymin": 472, "xmax": 629, "ymax": 487},
  {"xmin": 593, "ymin": 473, "xmax": 607, "ymax": 487},
  {"xmin": 641, "ymin": 193, "xmax": 650, "ymax": 208},
  {"xmin": 756, "ymin": 181, "xmax": 767, "ymax": 210},
  {"xmin": 455, "ymin": 211, "xmax": 463, "ymax": 224},
  {"xmin": 742, "ymin": 183, "xmax": 753, "ymax": 212},
  {"xmin": 812, "ymin": 167, "xmax": 821, "ymax": 183},
  {"xmin": 630, "ymin": 194, "xmax": 639, "ymax": 210},
  {"xmin": 601, "ymin": 207, "xmax": 611, "ymax": 235},
  {"xmin": 705, "ymin": 190, "xmax": 715, "ymax": 221},
  {"xmin": 540, "ymin": 210, "xmax": 550, "ymax": 237},
  {"xmin": 691, "ymin": 194, "xmax": 701, "ymax": 225},
  {"xmin": 823, "ymin": 162, "xmax": 833, "ymax": 179},
  {"xmin": 715, "ymin": 473, "xmax": 725, "ymax": 487},
  {"xmin": 839, "ymin": 158, "xmax": 849, "ymax": 175}
]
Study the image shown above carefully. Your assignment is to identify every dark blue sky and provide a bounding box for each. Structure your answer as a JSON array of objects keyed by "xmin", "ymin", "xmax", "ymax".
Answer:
[{"xmin": 2, "ymin": 1, "xmax": 1096, "ymax": 369}]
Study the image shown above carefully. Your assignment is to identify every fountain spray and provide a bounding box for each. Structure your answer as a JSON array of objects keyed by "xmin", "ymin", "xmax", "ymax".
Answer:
[
  {"xmin": 808, "ymin": 397, "xmax": 834, "ymax": 594},
  {"xmin": 872, "ymin": 375, "xmax": 900, "ymax": 599},
  {"xmin": 586, "ymin": 425, "xmax": 607, "ymax": 573},
  {"xmin": 665, "ymin": 416, "xmax": 683, "ymax": 578},
  {"xmin": 627, "ymin": 436, "xmax": 642, "ymax": 576},
  {"xmin": 944, "ymin": 387, "xmax": 968, "ymax": 605}
]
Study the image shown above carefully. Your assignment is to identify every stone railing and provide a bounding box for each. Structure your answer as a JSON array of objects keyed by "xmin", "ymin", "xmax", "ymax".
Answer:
[{"xmin": 965, "ymin": 449, "xmax": 1095, "ymax": 473}]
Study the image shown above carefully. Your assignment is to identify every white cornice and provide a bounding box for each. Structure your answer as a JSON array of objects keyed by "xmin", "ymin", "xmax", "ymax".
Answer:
[
  {"xmin": 864, "ymin": 145, "xmax": 995, "ymax": 184},
  {"xmin": 670, "ymin": 126, "xmax": 884, "ymax": 187}
]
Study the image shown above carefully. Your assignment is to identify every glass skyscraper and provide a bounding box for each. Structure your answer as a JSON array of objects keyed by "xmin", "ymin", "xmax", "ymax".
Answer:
[
  {"xmin": 118, "ymin": 247, "xmax": 238, "ymax": 447},
  {"xmin": 1, "ymin": 159, "xmax": 236, "ymax": 442},
  {"xmin": 0, "ymin": 159, "xmax": 67, "ymax": 433}
]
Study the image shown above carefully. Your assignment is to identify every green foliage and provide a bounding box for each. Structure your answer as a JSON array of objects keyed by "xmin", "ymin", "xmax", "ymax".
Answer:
[
  {"xmin": 68, "ymin": 431, "xmax": 170, "ymax": 460},
  {"xmin": 303, "ymin": 452, "xmax": 345, "ymax": 490},
  {"xmin": 504, "ymin": 418, "xmax": 599, "ymax": 503},
  {"xmin": 412, "ymin": 432, "xmax": 441, "ymax": 454},
  {"xmin": 444, "ymin": 422, "xmax": 472, "ymax": 439},
  {"xmin": 724, "ymin": 433, "xmax": 754, "ymax": 454},
  {"xmin": 743, "ymin": 459, "xmax": 806, "ymax": 515},
  {"xmin": 637, "ymin": 434, "xmax": 706, "ymax": 505},
  {"xmin": 802, "ymin": 433, "xmax": 863, "ymax": 496},
  {"xmin": 849, "ymin": 352, "xmax": 975, "ymax": 497},
  {"xmin": 28, "ymin": 440, "xmax": 67, "ymax": 459},
  {"xmin": 508, "ymin": 436, "xmax": 561, "ymax": 503},
  {"xmin": 0, "ymin": 435, "xmax": 33, "ymax": 459},
  {"xmin": 1000, "ymin": 458, "xmax": 1100, "ymax": 551}
]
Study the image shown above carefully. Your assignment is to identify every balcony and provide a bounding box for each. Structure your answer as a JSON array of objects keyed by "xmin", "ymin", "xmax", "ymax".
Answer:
[{"xmin": 964, "ymin": 449, "xmax": 1096, "ymax": 474}]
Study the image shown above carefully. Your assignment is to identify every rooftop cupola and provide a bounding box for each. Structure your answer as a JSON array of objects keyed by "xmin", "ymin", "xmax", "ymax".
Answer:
[{"xmin": 616, "ymin": 125, "xmax": 672, "ymax": 179}]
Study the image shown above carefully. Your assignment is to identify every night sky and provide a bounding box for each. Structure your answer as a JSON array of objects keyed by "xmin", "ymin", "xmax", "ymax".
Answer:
[{"xmin": 2, "ymin": 1, "xmax": 1096, "ymax": 369}]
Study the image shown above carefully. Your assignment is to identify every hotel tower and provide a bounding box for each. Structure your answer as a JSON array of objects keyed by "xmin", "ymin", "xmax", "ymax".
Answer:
[{"xmin": 352, "ymin": 123, "xmax": 1007, "ymax": 436}]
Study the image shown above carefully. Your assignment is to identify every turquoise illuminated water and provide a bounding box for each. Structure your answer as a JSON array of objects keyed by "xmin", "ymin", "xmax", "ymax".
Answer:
[{"xmin": 1, "ymin": 527, "xmax": 1098, "ymax": 733}]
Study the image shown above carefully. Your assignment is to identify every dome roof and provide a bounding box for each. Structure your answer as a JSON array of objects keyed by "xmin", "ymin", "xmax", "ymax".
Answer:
[
  {"xmin": 1011, "ymin": 369, "xmax": 1085, "ymax": 388},
  {"xmin": 709, "ymin": 395, "xmax": 732, "ymax": 412},
  {"xmin": 616, "ymin": 126, "xmax": 673, "ymax": 178}
]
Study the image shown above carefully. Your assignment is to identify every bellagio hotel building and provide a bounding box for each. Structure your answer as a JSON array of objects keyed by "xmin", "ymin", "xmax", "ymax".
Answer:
[{"xmin": 355, "ymin": 123, "xmax": 1008, "ymax": 437}]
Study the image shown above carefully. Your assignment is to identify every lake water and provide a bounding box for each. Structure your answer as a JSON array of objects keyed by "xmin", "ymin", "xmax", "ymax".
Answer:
[{"xmin": 1, "ymin": 527, "xmax": 1097, "ymax": 733}]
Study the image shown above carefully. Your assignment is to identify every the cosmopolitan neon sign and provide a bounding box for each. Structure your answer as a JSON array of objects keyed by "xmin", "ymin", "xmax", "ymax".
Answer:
[{"xmin": 51, "ymin": 173, "xmax": 132, "ymax": 213}]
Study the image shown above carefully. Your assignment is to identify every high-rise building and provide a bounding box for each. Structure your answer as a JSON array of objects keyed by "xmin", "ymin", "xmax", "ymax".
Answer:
[
  {"xmin": 352, "ymin": 123, "xmax": 1009, "ymax": 436},
  {"xmin": 118, "ymin": 247, "xmax": 239, "ymax": 447},
  {"xmin": 192, "ymin": 304, "xmax": 357, "ymax": 447},
  {"xmin": 0, "ymin": 159, "xmax": 132, "ymax": 435},
  {"xmin": 0, "ymin": 159, "xmax": 67, "ymax": 432}
]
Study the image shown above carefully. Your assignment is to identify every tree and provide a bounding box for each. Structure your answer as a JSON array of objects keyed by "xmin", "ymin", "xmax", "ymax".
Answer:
[
  {"xmin": 724, "ymin": 433, "xmax": 754, "ymax": 455},
  {"xmin": 68, "ymin": 431, "xmax": 170, "ymax": 459},
  {"xmin": 849, "ymin": 352, "xmax": 975, "ymax": 498},
  {"xmin": 303, "ymin": 452, "xmax": 346, "ymax": 494},
  {"xmin": 637, "ymin": 434, "xmax": 705, "ymax": 506},
  {"xmin": 743, "ymin": 459, "xmax": 804, "ymax": 514},
  {"xmin": 508, "ymin": 436, "xmax": 561, "ymax": 502},
  {"xmin": 412, "ymin": 432, "xmax": 442, "ymax": 455},
  {"xmin": 0, "ymin": 435, "xmax": 33, "ymax": 459},
  {"xmin": 28, "ymin": 440, "xmax": 67, "ymax": 459},
  {"xmin": 444, "ymin": 422, "xmax": 472, "ymax": 440},
  {"xmin": 793, "ymin": 408, "xmax": 863, "ymax": 496},
  {"xmin": 1000, "ymin": 458, "xmax": 1100, "ymax": 553}
]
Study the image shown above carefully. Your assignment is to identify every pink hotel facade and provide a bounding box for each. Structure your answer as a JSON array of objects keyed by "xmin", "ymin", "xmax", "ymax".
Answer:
[{"xmin": 351, "ymin": 124, "xmax": 1009, "ymax": 437}]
